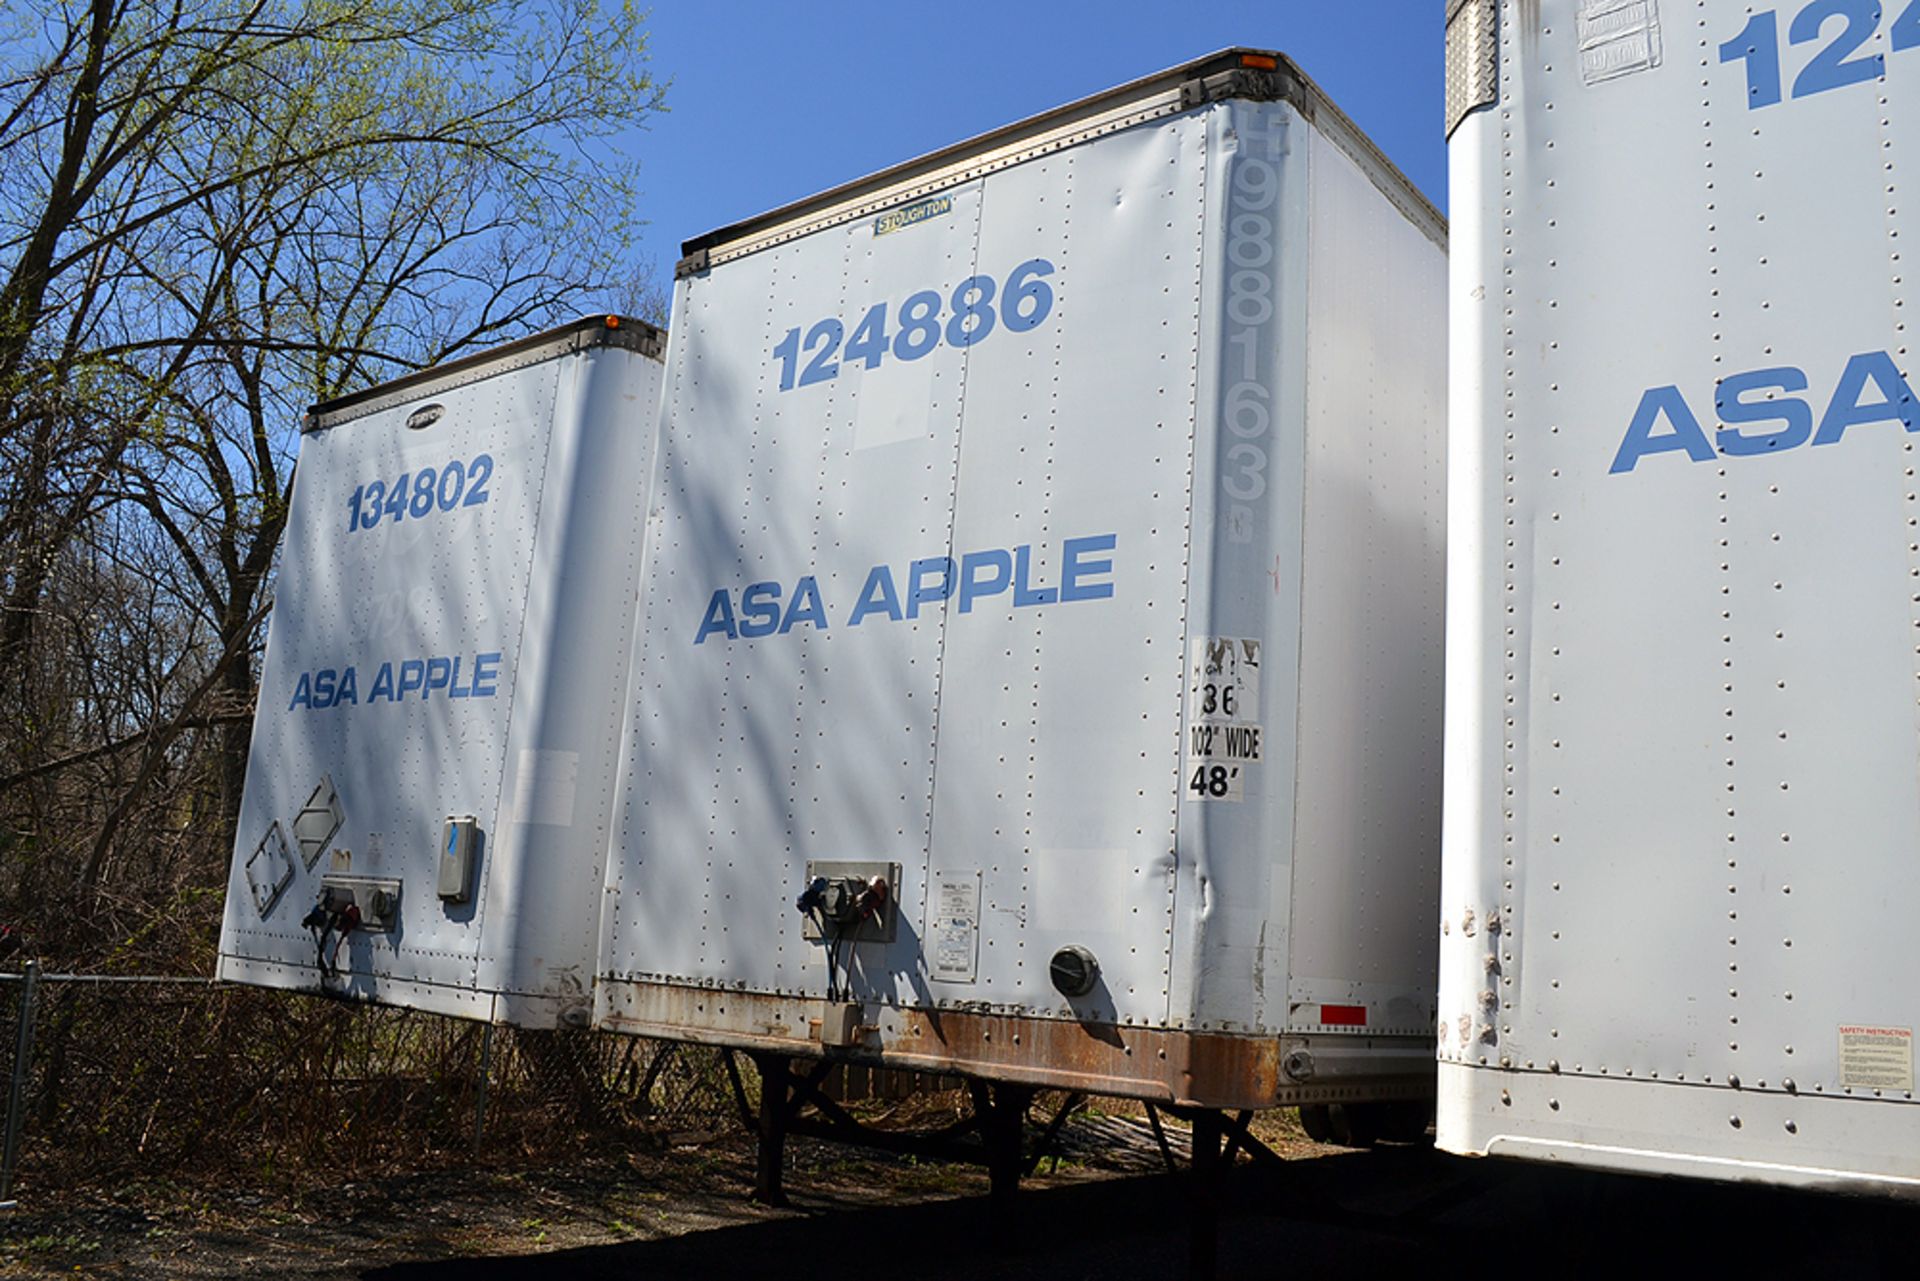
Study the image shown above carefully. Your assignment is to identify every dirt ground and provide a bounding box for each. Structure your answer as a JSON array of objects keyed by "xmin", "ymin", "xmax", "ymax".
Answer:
[
  {"xmin": 5, "ymin": 1107, "xmax": 1920, "ymax": 1280},
  {"xmin": 0, "ymin": 1106, "xmax": 1322, "ymax": 1280}
]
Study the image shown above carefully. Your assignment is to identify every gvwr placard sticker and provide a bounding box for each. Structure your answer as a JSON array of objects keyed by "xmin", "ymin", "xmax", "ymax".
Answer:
[
  {"xmin": 1839, "ymin": 1024, "xmax": 1914, "ymax": 1091},
  {"xmin": 930, "ymin": 872, "xmax": 981, "ymax": 983},
  {"xmin": 1186, "ymin": 637, "xmax": 1263, "ymax": 802}
]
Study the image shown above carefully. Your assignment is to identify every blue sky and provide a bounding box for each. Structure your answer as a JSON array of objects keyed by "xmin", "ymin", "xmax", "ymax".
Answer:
[{"xmin": 623, "ymin": 3, "xmax": 1445, "ymax": 285}]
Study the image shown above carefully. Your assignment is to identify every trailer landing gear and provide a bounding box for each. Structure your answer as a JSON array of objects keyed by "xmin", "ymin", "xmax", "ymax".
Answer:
[
  {"xmin": 721, "ymin": 1051, "xmax": 1076, "ymax": 1216},
  {"xmin": 1142, "ymin": 1102, "xmax": 1296, "ymax": 1280},
  {"xmin": 720, "ymin": 1052, "xmax": 1401, "ymax": 1281}
]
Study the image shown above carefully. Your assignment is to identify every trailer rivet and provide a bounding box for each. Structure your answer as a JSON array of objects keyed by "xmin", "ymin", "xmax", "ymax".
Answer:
[
  {"xmin": 1728, "ymin": 1075, "xmax": 1741, "ymax": 1089},
  {"xmin": 1784, "ymin": 1121, "xmax": 1797, "ymax": 1134},
  {"xmin": 1730, "ymin": 1116, "xmax": 1742, "ymax": 1129}
]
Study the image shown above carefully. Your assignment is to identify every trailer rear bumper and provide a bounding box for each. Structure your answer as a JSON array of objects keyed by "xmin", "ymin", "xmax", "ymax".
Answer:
[{"xmin": 597, "ymin": 977, "xmax": 1433, "ymax": 1110}]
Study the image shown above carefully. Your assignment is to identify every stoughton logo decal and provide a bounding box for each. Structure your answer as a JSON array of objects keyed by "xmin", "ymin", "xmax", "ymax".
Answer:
[
  {"xmin": 694, "ymin": 534, "xmax": 1117, "ymax": 645},
  {"xmin": 405, "ymin": 403, "xmax": 446, "ymax": 431},
  {"xmin": 1610, "ymin": 350, "xmax": 1917, "ymax": 474},
  {"xmin": 873, "ymin": 195, "xmax": 954, "ymax": 237}
]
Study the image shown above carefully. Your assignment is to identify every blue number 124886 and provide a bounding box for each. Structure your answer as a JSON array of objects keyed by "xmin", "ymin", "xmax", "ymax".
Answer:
[
  {"xmin": 1720, "ymin": 0, "xmax": 1918, "ymax": 110},
  {"xmin": 771, "ymin": 258, "xmax": 1056, "ymax": 393},
  {"xmin": 346, "ymin": 454, "xmax": 494, "ymax": 534}
]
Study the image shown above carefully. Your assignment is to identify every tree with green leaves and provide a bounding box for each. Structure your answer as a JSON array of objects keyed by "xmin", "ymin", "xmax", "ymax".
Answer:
[{"xmin": 0, "ymin": 0, "xmax": 664, "ymax": 962}]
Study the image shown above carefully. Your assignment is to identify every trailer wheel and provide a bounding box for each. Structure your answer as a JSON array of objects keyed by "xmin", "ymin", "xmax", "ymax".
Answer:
[
  {"xmin": 1331, "ymin": 1103, "xmax": 1378, "ymax": 1148},
  {"xmin": 1298, "ymin": 1103, "xmax": 1376, "ymax": 1148},
  {"xmin": 1365, "ymin": 1100, "xmax": 1435, "ymax": 1145}
]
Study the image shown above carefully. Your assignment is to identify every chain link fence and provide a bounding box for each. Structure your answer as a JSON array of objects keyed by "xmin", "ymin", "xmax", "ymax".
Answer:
[{"xmin": 0, "ymin": 965, "xmax": 741, "ymax": 1202}]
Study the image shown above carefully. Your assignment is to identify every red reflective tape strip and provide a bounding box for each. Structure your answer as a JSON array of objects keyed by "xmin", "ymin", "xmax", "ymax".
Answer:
[{"xmin": 1319, "ymin": 1003, "xmax": 1367, "ymax": 1027}]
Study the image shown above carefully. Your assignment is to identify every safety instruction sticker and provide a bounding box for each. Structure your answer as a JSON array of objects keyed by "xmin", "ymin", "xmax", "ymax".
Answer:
[
  {"xmin": 1185, "ymin": 637, "xmax": 1262, "ymax": 802},
  {"xmin": 930, "ymin": 872, "xmax": 981, "ymax": 983},
  {"xmin": 1839, "ymin": 1025, "xmax": 1914, "ymax": 1091}
]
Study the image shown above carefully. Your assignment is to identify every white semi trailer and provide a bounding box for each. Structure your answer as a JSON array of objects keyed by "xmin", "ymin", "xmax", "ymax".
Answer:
[
  {"xmin": 1440, "ymin": 0, "xmax": 1920, "ymax": 1187},
  {"xmin": 597, "ymin": 49, "xmax": 1447, "ymax": 1141},
  {"xmin": 216, "ymin": 317, "xmax": 666, "ymax": 1029},
  {"xmin": 214, "ymin": 52, "xmax": 1448, "ymax": 1200}
]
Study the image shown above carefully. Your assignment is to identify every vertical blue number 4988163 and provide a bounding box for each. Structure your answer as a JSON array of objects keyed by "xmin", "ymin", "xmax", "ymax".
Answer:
[
  {"xmin": 1721, "ymin": 0, "xmax": 1917, "ymax": 109},
  {"xmin": 771, "ymin": 258, "xmax": 1055, "ymax": 392}
]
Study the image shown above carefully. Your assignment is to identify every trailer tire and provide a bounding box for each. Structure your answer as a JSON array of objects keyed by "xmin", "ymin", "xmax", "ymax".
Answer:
[
  {"xmin": 1366, "ymin": 1100, "xmax": 1435, "ymax": 1145},
  {"xmin": 1332, "ymin": 1103, "xmax": 1378, "ymax": 1148},
  {"xmin": 1299, "ymin": 1103, "xmax": 1376, "ymax": 1148}
]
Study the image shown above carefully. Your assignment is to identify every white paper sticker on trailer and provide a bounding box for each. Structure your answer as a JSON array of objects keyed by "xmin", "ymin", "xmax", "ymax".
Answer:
[
  {"xmin": 1839, "ymin": 1025, "xmax": 1914, "ymax": 1092},
  {"xmin": 1185, "ymin": 637, "xmax": 1263, "ymax": 802},
  {"xmin": 1577, "ymin": 0, "xmax": 1662, "ymax": 84},
  {"xmin": 930, "ymin": 872, "xmax": 982, "ymax": 983}
]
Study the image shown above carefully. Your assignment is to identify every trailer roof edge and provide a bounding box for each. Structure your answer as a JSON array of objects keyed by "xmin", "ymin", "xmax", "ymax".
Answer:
[
  {"xmin": 677, "ymin": 48, "xmax": 1444, "ymax": 278},
  {"xmin": 303, "ymin": 315, "xmax": 665, "ymax": 433}
]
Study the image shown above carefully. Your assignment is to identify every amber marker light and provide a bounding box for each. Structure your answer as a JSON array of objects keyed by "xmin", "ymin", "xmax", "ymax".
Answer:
[
  {"xmin": 605, "ymin": 315, "xmax": 621, "ymax": 329},
  {"xmin": 1239, "ymin": 53, "xmax": 1278, "ymax": 70}
]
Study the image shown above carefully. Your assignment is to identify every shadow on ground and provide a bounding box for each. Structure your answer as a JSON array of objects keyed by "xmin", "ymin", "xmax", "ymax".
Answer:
[{"xmin": 360, "ymin": 1145, "xmax": 1920, "ymax": 1281}]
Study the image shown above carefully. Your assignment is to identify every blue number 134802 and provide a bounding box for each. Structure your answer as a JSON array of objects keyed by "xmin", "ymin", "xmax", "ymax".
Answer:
[
  {"xmin": 1721, "ymin": 0, "xmax": 1918, "ymax": 109},
  {"xmin": 346, "ymin": 454, "xmax": 493, "ymax": 534},
  {"xmin": 771, "ymin": 258, "xmax": 1055, "ymax": 392}
]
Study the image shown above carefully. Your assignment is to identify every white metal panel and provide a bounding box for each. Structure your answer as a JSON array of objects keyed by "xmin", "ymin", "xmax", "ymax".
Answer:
[
  {"xmin": 602, "ymin": 55, "xmax": 1445, "ymax": 1102},
  {"xmin": 1440, "ymin": 0, "xmax": 1920, "ymax": 1185},
  {"xmin": 927, "ymin": 113, "xmax": 1207, "ymax": 1025},
  {"xmin": 1287, "ymin": 118, "xmax": 1447, "ymax": 1035},
  {"xmin": 219, "ymin": 326, "xmax": 663, "ymax": 1024},
  {"xmin": 479, "ymin": 346, "xmax": 664, "ymax": 1022},
  {"xmin": 220, "ymin": 363, "xmax": 557, "ymax": 1002},
  {"xmin": 1172, "ymin": 99, "xmax": 1315, "ymax": 1035},
  {"xmin": 1438, "ymin": 76, "xmax": 1510, "ymax": 1084},
  {"xmin": 609, "ymin": 186, "xmax": 976, "ymax": 999},
  {"xmin": 1170, "ymin": 98, "xmax": 1447, "ymax": 1041},
  {"xmin": 607, "ymin": 119, "xmax": 1211, "ymax": 1021}
]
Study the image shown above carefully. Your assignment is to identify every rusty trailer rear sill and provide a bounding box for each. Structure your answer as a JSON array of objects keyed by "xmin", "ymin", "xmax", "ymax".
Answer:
[{"xmin": 597, "ymin": 980, "xmax": 1431, "ymax": 1112}]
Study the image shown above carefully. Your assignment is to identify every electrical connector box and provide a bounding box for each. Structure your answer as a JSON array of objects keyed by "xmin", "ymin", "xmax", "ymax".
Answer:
[
  {"xmin": 439, "ymin": 816, "xmax": 477, "ymax": 903},
  {"xmin": 798, "ymin": 860, "xmax": 899, "ymax": 944},
  {"xmin": 319, "ymin": 876, "xmax": 402, "ymax": 933}
]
